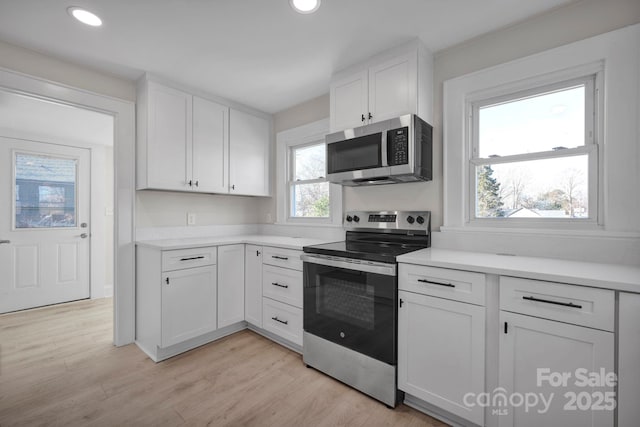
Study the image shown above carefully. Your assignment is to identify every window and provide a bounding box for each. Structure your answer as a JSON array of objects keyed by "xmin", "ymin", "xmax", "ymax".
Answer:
[
  {"xmin": 470, "ymin": 75, "xmax": 598, "ymax": 223},
  {"xmin": 290, "ymin": 142, "xmax": 330, "ymax": 218},
  {"xmin": 276, "ymin": 118, "xmax": 342, "ymax": 225},
  {"xmin": 14, "ymin": 153, "xmax": 77, "ymax": 228}
]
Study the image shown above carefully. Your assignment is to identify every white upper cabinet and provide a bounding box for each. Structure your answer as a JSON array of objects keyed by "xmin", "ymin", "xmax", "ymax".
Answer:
[
  {"xmin": 330, "ymin": 70, "xmax": 369, "ymax": 131},
  {"xmin": 192, "ymin": 96, "xmax": 229, "ymax": 194},
  {"xmin": 229, "ymin": 108, "xmax": 270, "ymax": 196},
  {"xmin": 140, "ymin": 81, "xmax": 192, "ymax": 191},
  {"xmin": 329, "ymin": 40, "xmax": 432, "ymax": 132},
  {"xmin": 368, "ymin": 52, "xmax": 417, "ymax": 123},
  {"xmin": 137, "ymin": 77, "xmax": 270, "ymax": 196}
]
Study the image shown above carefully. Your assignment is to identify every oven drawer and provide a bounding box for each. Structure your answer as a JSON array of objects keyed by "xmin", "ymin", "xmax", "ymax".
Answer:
[
  {"xmin": 500, "ymin": 276, "xmax": 615, "ymax": 331},
  {"xmin": 262, "ymin": 297, "xmax": 303, "ymax": 346},
  {"xmin": 399, "ymin": 264, "xmax": 486, "ymax": 306},
  {"xmin": 263, "ymin": 246, "xmax": 303, "ymax": 271},
  {"xmin": 263, "ymin": 264, "xmax": 303, "ymax": 308},
  {"xmin": 161, "ymin": 247, "xmax": 217, "ymax": 272}
]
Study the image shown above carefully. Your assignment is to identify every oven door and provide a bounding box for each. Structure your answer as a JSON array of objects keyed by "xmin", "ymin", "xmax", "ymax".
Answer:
[{"xmin": 302, "ymin": 254, "xmax": 397, "ymax": 365}]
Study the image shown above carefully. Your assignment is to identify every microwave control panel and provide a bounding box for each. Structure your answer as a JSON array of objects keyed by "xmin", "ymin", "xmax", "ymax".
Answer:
[{"xmin": 387, "ymin": 127, "xmax": 409, "ymax": 166}]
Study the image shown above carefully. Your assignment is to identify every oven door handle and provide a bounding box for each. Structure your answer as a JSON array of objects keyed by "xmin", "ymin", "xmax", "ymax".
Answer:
[{"xmin": 301, "ymin": 254, "xmax": 396, "ymax": 276}]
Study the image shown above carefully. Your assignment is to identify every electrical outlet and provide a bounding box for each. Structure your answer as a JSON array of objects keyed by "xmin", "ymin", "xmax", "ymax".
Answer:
[{"xmin": 187, "ymin": 213, "xmax": 196, "ymax": 226}]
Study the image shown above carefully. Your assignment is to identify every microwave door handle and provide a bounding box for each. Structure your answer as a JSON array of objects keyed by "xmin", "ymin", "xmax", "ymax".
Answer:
[{"xmin": 381, "ymin": 131, "xmax": 388, "ymax": 167}]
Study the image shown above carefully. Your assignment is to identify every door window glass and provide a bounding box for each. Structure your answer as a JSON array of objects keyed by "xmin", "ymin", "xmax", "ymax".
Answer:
[{"xmin": 15, "ymin": 153, "xmax": 77, "ymax": 228}]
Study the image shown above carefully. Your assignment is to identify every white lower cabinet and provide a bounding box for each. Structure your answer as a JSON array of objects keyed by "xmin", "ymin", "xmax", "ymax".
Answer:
[
  {"xmin": 262, "ymin": 297, "xmax": 303, "ymax": 346},
  {"xmin": 136, "ymin": 245, "xmax": 219, "ymax": 361},
  {"xmin": 244, "ymin": 244, "xmax": 263, "ymax": 327},
  {"xmin": 217, "ymin": 245, "xmax": 245, "ymax": 328},
  {"xmin": 162, "ymin": 265, "xmax": 217, "ymax": 347},
  {"xmin": 618, "ymin": 292, "xmax": 640, "ymax": 427},
  {"xmin": 498, "ymin": 311, "xmax": 614, "ymax": 427},
  {"xmin": 398, "ymin": 290, "xmax": 486, "ymax": 425}
]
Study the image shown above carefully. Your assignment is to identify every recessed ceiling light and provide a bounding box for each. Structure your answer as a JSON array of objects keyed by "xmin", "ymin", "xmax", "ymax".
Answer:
[
  {"xmin": 67, "ymin": 7, "xmax": 102, "ymax": 27},
  {"xmin": 290, "ymin": 0, "xmax": 321, "ymax": 14}
]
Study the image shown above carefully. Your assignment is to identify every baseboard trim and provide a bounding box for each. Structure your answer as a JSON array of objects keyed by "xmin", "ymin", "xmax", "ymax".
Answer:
[
  {"xmin": 247, "ymin": 323, "xmax": 303, "ymax": 354},
  {"xmin": 404, "ymin": 393, "xmax": 481, "ymax": 427}
]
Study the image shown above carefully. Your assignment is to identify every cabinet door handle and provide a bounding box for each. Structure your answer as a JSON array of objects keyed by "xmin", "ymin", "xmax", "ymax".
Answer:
[
  {"xmin": 417, "ymin": 279, "xmax": 455, "ymax": 288},
  {"xmin": 0, "ymin": 240, "xmax": 10, "ymax": 244},
  {"xmin": 231, "ymin": 184, "xmax": 235, "ymax": 190},
  {"xmin": 272, "ymin": 255, "xmax": 289, "ymax": 261},
  {"xmin": 522, "ymin": 296, "xmax": 582, "ymax": 309},
  {"xmin": 272, "ymin": 316, "xmax": 288, "ymax": 325},
  {"xmin": 194, "ymin": 180, "xmax": 199, "ymax": 187},
  {"xmin": 165, "ymin": 277, "xmax": 170, "ymax": 285},
  {"xmin": 188, "ymin": 180, "xmax": 193, "ymax": 187},
  {"xmin": 368, "ymin": 112, "xmax": 373, "ymax": 120},
  {"xmin": 180, "ymin": 256, "xmax": 205, "ymax": 261},
  {"xmin": 504, "ymin": 321, "xmax": 508, "ymax": 334},
  {"xmin": 272, "ymin": 282, "xmax": 289, "ymax": 289},
  {"xmin": 256, "ymin": 250, "xmax": 261, "ymax": 256},
  {"xmin": 361, "ymin": 114, "xmax": 365, "ymax": 122}
]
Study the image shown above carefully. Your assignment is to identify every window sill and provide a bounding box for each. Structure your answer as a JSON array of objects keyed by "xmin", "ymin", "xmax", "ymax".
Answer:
[{"xmin": 440, "ymin": 225, "xmax": 640, "ymax": 239}]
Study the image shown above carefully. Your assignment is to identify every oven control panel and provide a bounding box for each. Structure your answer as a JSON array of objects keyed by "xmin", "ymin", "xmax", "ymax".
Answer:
[{"xmin": 344, "ymin": 210, "xmax": 430, "ymax": 231}]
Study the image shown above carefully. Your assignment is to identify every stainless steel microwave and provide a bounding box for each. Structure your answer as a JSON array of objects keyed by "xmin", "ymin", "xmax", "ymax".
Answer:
[{"xmin": 325, "ymin": 114, "xmax": 432, "ymax": 186}]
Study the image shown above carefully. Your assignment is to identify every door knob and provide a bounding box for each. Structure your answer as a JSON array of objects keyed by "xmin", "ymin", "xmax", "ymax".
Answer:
[
  {"xmin": 81, "ymin": 223, "xmax": 88, "ymax": 228},
  {"xmin": 0, "ymin": 240, "xmax": 10, "ymax": 244},
  {"xmin": 79, "ymin": 233, "xmax": 88, "ymax": 239}
]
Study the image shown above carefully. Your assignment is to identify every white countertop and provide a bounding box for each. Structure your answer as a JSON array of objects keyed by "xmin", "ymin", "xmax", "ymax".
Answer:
[
  {"xmin": 136, "ymin": 234, "xmax": 337, "ymax": 251},
  {"xmin": 397, "ymin": 248, "xmax": 640, "ymax": 293}
]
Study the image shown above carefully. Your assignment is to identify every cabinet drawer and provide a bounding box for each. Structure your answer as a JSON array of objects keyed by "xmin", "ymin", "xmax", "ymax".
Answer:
[
  {"xmin": 262, "ymin": 264, "xmax": 303, "ymax": 308},
  {"xmin": 500, "ymin": 276, "xmax": 615, "ymax": 331},
  {"xmin": 262, "ymin": 246, "xmax": 302, "ymax": 271},
  {"xmin": 399, "ymin": 264, "xmax": 486, "ymax": 306},
  {"xmin": 162, "ymin": 246, "xmax": 217, "ymax": 272},
  {"xmin": 262, "ymin": 298, "xmax": 303, "ymax": 346}
]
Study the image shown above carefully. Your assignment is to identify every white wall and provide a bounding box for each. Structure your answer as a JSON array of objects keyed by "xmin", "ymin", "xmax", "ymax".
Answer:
[
  {"xmin": 266, "ymin": 0, "xmax": 640, "ymax": 264},
  {"xmin": 136, "ymin": 191, "xmax": 262, "ymax": 227},
  {"xmin": 0, "ymin": 40, "xmax": 135, "ymax": 101}
]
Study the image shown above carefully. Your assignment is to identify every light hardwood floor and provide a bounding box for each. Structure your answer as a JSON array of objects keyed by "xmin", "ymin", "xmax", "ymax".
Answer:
[{"xmin": 0, "ymin": 298, "xmax": 447, "ymax": 426}]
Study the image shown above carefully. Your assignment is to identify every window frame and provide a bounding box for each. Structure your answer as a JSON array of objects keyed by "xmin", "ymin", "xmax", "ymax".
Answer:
[
  {"xmin": 288, "ymin": 140, "xmax": 330, "ymax": 219},
  {"xmin": 466, "ymin": 71, "xmax": 602, "ymax": 229},
  {"xmin": 276, "ymin": 118, "xmax": 342, "ymax": 226}
]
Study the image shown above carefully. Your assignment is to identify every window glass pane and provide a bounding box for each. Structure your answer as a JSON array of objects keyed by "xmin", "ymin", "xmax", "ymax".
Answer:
[
  {"xmin": 291, "ymin": 182, "xmax": 330, "ymax": 218},
  {"xmin": 294, "ymin": 143, "xmax": 326, "ymax": 181},
  {"xmin": 475, "ymin": 155, "xmax": 588, "ymax": 219},
  {"xmin": 479, "ymin": 85, "xmax": 585, "ymax": 158},
  {"xmin": 15, "ymin": 153, "xmax": 77, "ymax": 228}
]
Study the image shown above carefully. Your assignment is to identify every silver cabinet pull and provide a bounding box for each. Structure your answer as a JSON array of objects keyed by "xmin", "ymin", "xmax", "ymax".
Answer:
[
  {"xmin": 272, "ymin": 282, "xmax": 289, "ymax": 289},
  {"xmin": 0, "ymin": 240, "xmax": 10, "ymax": 244}
]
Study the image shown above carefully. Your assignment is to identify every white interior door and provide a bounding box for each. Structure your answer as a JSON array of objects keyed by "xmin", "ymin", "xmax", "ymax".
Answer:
[{"xmin": 0, "ymin": 137, "xmax": 91, "ymax": 313}]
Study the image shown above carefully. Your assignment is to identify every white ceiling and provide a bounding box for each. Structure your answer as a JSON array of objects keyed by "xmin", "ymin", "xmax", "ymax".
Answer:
[
  {"xmin": 0, "ymin": 90, "xmax": 114, "ymax": 146},
  {"xmin": 0, "ymin": 0, "xmax": 575, "ymax": 114}
]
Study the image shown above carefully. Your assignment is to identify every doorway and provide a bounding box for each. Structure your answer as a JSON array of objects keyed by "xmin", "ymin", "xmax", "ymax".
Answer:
[{"xmin": 0, "ymin": 68, "xmax": 135, "ymax": 345}]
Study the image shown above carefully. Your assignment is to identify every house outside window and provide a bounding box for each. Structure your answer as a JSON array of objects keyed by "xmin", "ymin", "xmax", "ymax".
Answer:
[
  {"xmin": 276, "ymin": 119, "xmax": 342, "ymax": 225},
  {"xmin": 469, "ymin": 74, "xmax": 600, "ymax": 226}
]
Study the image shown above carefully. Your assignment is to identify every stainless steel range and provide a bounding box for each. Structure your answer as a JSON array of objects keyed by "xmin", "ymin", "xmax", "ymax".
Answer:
[{"xmin": 301, "ymin": 210, "xmax": 431, "ymax": 407}]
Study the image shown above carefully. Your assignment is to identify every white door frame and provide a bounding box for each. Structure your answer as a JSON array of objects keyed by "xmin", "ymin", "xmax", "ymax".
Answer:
[{"xmin": 0, "ymin": 67, "xmax": 136, "ymax": 346}]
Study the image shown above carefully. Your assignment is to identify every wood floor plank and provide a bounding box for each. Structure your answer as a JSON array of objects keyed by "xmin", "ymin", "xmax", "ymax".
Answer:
[{"xmin": 0, "ymin": 298, "xmax": 447, "ymax": 426}]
